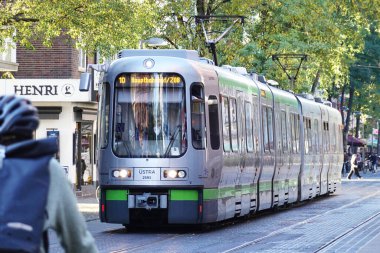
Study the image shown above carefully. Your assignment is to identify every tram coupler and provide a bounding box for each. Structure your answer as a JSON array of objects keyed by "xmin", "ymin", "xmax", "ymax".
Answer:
[{"xmin": 129, "ymin": 193, "xmax": 167, "ymax": 210}]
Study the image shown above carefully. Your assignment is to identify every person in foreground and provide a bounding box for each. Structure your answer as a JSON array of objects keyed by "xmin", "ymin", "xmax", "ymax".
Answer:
[{"xmin": 0, "ymin": 95, "xmax": 98, "ymax": 253}]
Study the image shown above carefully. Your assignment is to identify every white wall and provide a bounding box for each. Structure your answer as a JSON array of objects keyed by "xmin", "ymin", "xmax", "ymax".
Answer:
[{"xmin": 34, "ymin": 102, "xmax": 77, "ymax": 184}]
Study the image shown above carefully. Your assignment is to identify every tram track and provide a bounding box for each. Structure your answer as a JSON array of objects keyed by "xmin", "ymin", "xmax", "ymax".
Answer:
[
  {"xmin": 109, "ymin": 233, "xmax": 186, "ymax": 253},
  {"xmin": 314, "ymin": 210, "xmax": 380, "ymax": 252},
  {"xmin": 221, "ymin": 189, "xmax": 380, "ymax": 253}
]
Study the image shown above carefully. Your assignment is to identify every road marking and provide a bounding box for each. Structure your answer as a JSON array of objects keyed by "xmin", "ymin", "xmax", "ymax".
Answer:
[{"xmin": 77, "ymin": 203, "xmax": 98, "ymax": 212}]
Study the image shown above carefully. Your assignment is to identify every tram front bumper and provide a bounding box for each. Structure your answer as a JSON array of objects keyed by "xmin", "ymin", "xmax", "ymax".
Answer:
[{"xmin": 100, "ymin": 189, "xmax": 201, "ymax": 225}]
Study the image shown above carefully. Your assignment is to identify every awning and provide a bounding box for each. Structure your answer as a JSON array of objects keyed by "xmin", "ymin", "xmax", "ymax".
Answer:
[{"xmin": 347, "ymin": 135, "xmax": 365, "ymax": 147}]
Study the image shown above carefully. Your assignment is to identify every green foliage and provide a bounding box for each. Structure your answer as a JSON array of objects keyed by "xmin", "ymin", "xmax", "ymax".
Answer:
[
  {"xmin": 1, "ymin": 0, "xmax": 379, "ymax": 117},
  {"xmin": 350, "ymin": 24, "xmax": 380, "ymax": 118},
  {"xmin": 0, "ymin": 0, "xmax": 157, "ymax": 57}
]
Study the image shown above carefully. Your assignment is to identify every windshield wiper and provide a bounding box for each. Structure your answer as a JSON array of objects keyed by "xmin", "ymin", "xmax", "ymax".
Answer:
[
  {"xmin": 123, "ymin": 141, "xmax": 132, "ymax": 156},
  {"xmin": 164, "ymin": 125, "xmax": 181, "ymax": 157}
]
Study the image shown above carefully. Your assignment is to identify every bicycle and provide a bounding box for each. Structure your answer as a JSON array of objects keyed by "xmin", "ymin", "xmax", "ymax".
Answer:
[{"xmin": 362, "ymin": 160, "xmax": 370, "ymax": 174}]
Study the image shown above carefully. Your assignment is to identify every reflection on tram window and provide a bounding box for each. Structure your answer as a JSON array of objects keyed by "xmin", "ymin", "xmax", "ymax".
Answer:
[{"xmin": 113, "ymin": 73, "xmax": 187, "ymax": 158}]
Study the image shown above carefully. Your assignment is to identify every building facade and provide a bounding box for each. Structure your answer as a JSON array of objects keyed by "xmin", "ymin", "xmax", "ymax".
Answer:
[{"xmin": 0, "ymin": 36, "xmax": 98, "ymax": 189}]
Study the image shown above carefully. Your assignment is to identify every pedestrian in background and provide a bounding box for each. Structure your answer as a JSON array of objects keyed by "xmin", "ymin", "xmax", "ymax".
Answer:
[
  {"xmin": 347, "ymin": 151, "xmax": 362, "ymax": 179},
  {"xmin": 370, "ymin": 153, "xmax": 377, "ymax": 172}
]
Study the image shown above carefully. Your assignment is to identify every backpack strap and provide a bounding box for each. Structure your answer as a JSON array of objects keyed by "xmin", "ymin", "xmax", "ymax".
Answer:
[{"xmin": 0, "ymin": 145, "xmax": 5, "ymax": 169}]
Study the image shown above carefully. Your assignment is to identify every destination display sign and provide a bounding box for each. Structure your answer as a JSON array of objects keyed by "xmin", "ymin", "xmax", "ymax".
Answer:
[{"xmin": 115, "ymin": 73, "xmax": 183, "ymax": 87}]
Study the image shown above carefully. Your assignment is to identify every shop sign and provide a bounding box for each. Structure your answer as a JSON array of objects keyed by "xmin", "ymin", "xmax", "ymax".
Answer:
[{"xmin": 0, "ymin": 79, "xmax": 91, "ymax": 102}]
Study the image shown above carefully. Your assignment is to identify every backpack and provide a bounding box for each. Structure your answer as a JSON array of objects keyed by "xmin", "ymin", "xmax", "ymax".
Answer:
[{"xmin": 0, "ymin": 138, "xmax": 58, "ymax": 253}]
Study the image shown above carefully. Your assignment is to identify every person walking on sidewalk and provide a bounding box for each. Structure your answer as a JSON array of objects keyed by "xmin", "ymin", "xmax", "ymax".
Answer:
[{"xmin": 348, "ymin": 151, "xmax": 363, "ymax": 179}]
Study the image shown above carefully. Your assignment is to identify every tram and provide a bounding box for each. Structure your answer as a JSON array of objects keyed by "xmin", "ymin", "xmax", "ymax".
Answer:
[{"xmin": 79, "ymin": 49, "xmax": 343, "ymax": 226}]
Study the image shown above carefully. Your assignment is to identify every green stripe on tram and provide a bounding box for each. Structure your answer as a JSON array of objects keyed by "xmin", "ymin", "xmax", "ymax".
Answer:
[
  {"xmin": 170, "ymin": 190, "xmax": 198, "ymax": 201},
  {"xmin": 106, "ymin": 189, "xmax": 128, "ymax": 201}
]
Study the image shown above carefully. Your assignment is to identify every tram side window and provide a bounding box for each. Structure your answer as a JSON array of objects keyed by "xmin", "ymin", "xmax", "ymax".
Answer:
[
  {"xmin": 304, "ymin": 117, "xmax": 312, "ymax": 154},
  {"xmin": 191, "ymin": 84, "xmax": 206, "ymax": 150},
  {"xmin": 323, "ymin": 122, "xmax": 330, "ymax": 152},
  {"xmin": 290, "ymin": 113, "xmax": 298, "ymax": 154},
  {"xmin": 208, "ymin": 95, "xmax": 220, "ymax": 150},
  {"xmin": 252, "ymin": 99, "xmax": 260, "ymax": 153},
  {"xmin": 308, "ymin": 119, "xmax": 312, "ymax": 152},
  {"xmin": 331, "ymin": 122, "xmax": 336, "ymax": 152},
  {"xmin": 230, "ymin": 98, "xmax": 239, "ymax": 152},
  {"xmin": 313, "ymin": 119, "xmax": 319, "ymax": 154},
  {"xmin": 99, "ymin": 83, "xmax": 110, "ymax": 149},
  {"xmin": 304, "ymin": 117, "xmax": 308, "ymax": 154},
  {"xmin": 267, "ymin": 107, "xmax": 274, "ymax": 151},
  {"xmin": 295, "ymin": 114, "xmax": 300, "ymax": 153},
  {"xmin": 221, "ymin": 96, "xmax": 231, "ymax": 152},
  {"xmin": 262, "ymin": 106, "xmax": 269, "ymax": 152},
  {"xmin": 281, "ymin": 111, "xmax": 288, "ymax": 153},
  {"xmin": 245, "ymin": 101, "xmax": 254, "ymax": 152}
]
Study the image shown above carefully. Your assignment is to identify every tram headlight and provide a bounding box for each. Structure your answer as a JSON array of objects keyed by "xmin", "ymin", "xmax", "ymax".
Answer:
[
  {"xmin": 112, "ymin": 169, "xmax": 132, "ymax": 178},
  {"xmin": 163, "ymin": 169, "xmax": 187, "ymax": 179},
  {"xmin": 119, "ymin": 169, "xmax": 128, "ymax": 178},
  {"xmin": 113, "ymin": 170, "xmax": 120, "ymax": 178},
  {"xmin": 166, "ymin": 170, "xmax": 178, "ymax": 179},
  {"xmin": 177, "ymin": 170, "xmax": 186, "ymax": 178}
]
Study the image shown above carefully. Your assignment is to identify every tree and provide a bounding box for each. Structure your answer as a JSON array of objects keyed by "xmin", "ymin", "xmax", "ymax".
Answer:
[{"xmin": 0, "ymin": 0, "xmax": 157, "ymax": 57}]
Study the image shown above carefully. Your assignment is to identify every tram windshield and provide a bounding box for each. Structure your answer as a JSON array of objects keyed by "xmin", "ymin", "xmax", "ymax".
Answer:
[{"xmin": 113, "ymin": 73, "xmax": 187, "ymax": 158}]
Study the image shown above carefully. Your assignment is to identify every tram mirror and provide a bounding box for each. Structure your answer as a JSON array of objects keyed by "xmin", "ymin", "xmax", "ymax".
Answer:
[
  {"xmin": 79, "ymin": 72, "xmax": 91, "ymax": 91},
  {"xmin": 207, "ymin": 98, "xmax": 218, "ymax": 105},
  {"xmin": 191, "ymin": 95, "xmax": 203, "ymax": 103}
]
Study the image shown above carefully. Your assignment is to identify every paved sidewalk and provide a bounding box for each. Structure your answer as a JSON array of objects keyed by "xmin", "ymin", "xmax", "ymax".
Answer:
[{"xmin": 75, "ymin": 184, "xmax": 99, "ymax": 221}]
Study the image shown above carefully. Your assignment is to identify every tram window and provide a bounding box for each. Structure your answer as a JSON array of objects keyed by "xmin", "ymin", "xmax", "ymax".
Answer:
[
  {"xmin": 113, "ymin": 73, "xmax": 187, "ymax": 158},
  {"xmin": 331, "ymin": 123, "xmax": 336, "ymax": 152},
  {"xmin": 281, "ymin": 111, "xmax": 288, "ymax": 153},
  {"xmin": 191, "ymin": 84, "xmax": 206, "ymax": 150},
  {"xmin": 99, "ymin": 83, "xmax": 110, "ymax": 149},
  {"xmin": 308, "ymin": 119, "xmax": 312, "ymax": 153},
  {"xmin": 252, "ymin": 101, "xmax": 259, "ymax": 153},
  {"xmin": 230, "ymin": 98, "xmax": 239, "ymax": 152},
  {"xmin": 289, "ymin": 114, "xmax": 294, "ymax": 154},
  {"xmin": 208, "ymin": 95, "xmax": 220, "ymax": 150},
  {"xmin": 245, "ymin": 101, "xmax": 254, "ymax": 152},
  {"xmin": 323, "ymin": 122, "xmax": 330, "ymax": 152},
  {"xmin": 295, "ymin": 114, "xmax": 300, "ymax": 153},
  {"xmin": 304, "ymin": 117, "xmax": 312, "ymax": 154},
  {"xmin": 303, "ymin": 118, "xmax": 308, "ymax": 154},
  {"xmin": 290, "ymin": 113, "xmax": 297, "ymax": 154},
  {"xmin": 313, "ymin": 119, "xmax": 319, "ymax": 153},
  {"xmin": 267, "ymin": 107, "xmax": 274, "ymax": 151},
  {"xmin": 221, "ymin": 96, "xmax": 231, "ymax": 152},
  {"xmin": 262, "ymin": 107, "xmax": 269, "ymax": 152}
]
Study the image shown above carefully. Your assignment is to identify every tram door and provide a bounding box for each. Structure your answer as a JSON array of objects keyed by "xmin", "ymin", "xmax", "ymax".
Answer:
[{"xmin": 235, "ymin": 91, "xmax": 246, "ymax": 215}]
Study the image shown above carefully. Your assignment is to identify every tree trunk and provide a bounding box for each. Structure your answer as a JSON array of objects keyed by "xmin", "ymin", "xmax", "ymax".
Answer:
[
  {"xmin": 343, "ymin": 79, "xmax": 355, "ymax": 153},
  {"xmin": 310, "ymin": 69, "xmax": 321, "ymax": 95},
  {"xmin": 341, "ymin": 83, "xmax": 347, "ymax": 152}
]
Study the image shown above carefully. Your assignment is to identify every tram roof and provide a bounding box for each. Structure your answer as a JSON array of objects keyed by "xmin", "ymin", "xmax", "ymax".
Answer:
[{"xmin": 118, "ymin": 49, "xmax": 200, "ymax": 61}]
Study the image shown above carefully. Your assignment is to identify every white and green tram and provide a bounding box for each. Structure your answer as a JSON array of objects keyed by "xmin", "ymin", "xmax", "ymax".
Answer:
[{"xmin": 80, "ymin": 49, "xmax": 343, "ymax": 226}]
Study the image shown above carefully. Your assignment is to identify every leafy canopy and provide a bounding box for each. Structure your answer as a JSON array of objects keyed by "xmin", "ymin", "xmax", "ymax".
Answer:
[{"xmin": 0, "ymin": 0, "xmax": 157, "ymax": 57}]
